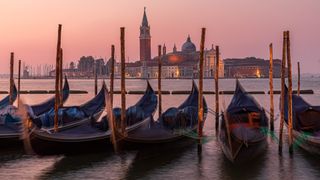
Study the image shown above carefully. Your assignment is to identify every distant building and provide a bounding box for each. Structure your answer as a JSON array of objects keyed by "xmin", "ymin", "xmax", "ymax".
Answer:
[
  {"xmin": 224, "ymin": 57, "xmax": 282, "ymax": 78},
  {"xmin": 125, "ymin": 8, "xmax": 224, "ymax": 78}
]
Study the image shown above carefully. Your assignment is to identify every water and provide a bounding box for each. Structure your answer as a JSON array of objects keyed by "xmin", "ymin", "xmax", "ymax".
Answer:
[{"xmin": 0, "ymin": 77, "xmax": 320, "ymax": 180}]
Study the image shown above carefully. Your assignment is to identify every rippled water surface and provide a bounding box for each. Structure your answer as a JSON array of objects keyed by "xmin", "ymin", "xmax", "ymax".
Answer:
[{"xmin": 0, "ymin": 77, "xmax": 320, "ymax": 180}]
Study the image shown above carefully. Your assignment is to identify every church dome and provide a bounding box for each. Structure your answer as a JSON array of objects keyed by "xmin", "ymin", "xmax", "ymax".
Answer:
[{"xmin": 181, "ymin": 35, "xmax": 196, "ymax": 53}]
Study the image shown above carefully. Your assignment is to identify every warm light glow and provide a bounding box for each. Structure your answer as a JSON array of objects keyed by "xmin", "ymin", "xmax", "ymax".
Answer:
[
  {"xmin": 256, "ymin": 68, "xmax": 261, "ymax": 78},
  {"xmin": 176, "ymin": 68, "xmax": 180, "ymax": 77}
]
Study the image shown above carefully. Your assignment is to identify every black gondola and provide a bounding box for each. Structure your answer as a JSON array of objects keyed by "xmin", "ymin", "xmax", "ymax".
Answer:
[
  {"xmin": 0, "ymin": 83, "xmax": 19, "ymax": 147},
  {"xmin": 0, "ymin": 77, "xmax": 68, "ymax": 148},
  {"xmin": 218, "ymin": 80, "xmax": 268, "ymax": 164},
  {"xmin": 121, "ymin": 81, "xmax": 207, "ymax": 150},
  {"xmin": 29, "ymin": 81, "xmax": 157, "ymax": 155},
  {"xmin": 283, "ymin": 86, "xmax": 320, "ymax": 155}
]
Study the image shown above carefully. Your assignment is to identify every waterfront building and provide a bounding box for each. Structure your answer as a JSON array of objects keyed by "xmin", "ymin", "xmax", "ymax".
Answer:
[{"xmin": 224, "ymin": 57, "xmax": 282, "ymax": 78}]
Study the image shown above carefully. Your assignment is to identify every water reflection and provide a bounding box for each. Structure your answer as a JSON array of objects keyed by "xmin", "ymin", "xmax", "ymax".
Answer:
[
  {"xmin": 218, "ymin": 148, "xmax": 267, "ymax": 180},
  {"xmin": 125, "ymin": 143, "xmax": 197, "ymax": 179}
]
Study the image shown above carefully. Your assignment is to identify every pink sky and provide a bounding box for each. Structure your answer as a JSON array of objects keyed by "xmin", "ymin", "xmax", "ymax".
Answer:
[{"xmin": 1, "ymin": 0, "xmax": 320, "ymax": 74}]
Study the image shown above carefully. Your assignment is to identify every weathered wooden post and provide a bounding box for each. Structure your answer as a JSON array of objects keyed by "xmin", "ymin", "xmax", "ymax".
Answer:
[
  {"xmin": 215, "ymin": 46, "xmax": 220, "ymax": 134},
  {"xmin": 9, "ymin": 52, "xmax": 14, "ymax": 105},
  {"xmin": 109, "ymin": 44, "xmax": 117, "ymax": 152},
  {"xmin": 286, "ymin": 31, "xmax": 293, "ymax": 154},
  {"xmin": 54, "ymin": 24, "xmax": 62, "ymax": 132},
  {"xmin": 120, "ymin": 27, "xmax": 126, "ymax": 135},
  {"xmin": 198, "ymin": 28, "xmax": 206, "ymax": 152},
  {"xmin": 297, "ymin": 61, "xmax": 300, "ymax": 96},
  {"xmin": 110, "ymin": 45, "xmax": 115, "ymax": 109},
  {"xmin": 279, "ymin": 31, "xmax": 287, "ymax": 154},
  {"xmin": 158, "ymin": 45, "xmax": 162, "ymax": 118},
  {"xmin": 18, "ymin": 60, "xmax": 21, "ymax": 108},
  {"xmin": 94, "ymin": 60, "xmax": 98, "ymax": 95},
  {"xmin": 59, "ymin": 48, "xmax": 63, "ymax": 106},
  {"xmin": 269, "ymin": 43, "xmax": 275, "ymax": 131}
]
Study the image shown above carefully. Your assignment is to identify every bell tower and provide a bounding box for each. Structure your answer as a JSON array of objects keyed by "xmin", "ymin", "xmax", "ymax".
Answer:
[{"xmin": 140, "ymin": 7, "xmax": 151, "ymax": 62}]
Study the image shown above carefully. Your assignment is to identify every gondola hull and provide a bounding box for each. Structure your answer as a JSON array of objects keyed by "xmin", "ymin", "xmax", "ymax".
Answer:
[
  {"xmin": 218, "ymin": 136, "xmax": 267, "ymax": 164},
  {"xmin": 30, "ymin": 131, "xmax": 113, "ymax": 155},
  {"xmin": 29, "ymin": 115, "xmax": 151, "ymax": 155},
  {"xmin": 29, "ymin": 111, "xmax": 106, "ymax": 155},
  {"xmin": 122, "ymin": 118, "xmax": 200, "ymax": 150},
  {"xmin": 0, "ymin": 134, "xmax": 22, "ymax": 148},
  {"xmin": 292, "ymin": 129, "xmax": 320, "ymax": 155}
]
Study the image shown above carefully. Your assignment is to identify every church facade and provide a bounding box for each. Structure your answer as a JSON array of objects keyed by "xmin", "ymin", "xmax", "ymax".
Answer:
[{"xmin": 125, "ymin": 8, "xmax": 224, "ymax": 78}]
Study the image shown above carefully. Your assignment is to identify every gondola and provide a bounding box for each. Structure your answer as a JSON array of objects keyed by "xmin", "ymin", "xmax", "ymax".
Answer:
[
  {"xmin": 218, "ymin": 80, "xmax": 268, "ymax": 164},
  {"xmin": 0, "ymin": 77, "xmax": 69, "ymax": 147},
  {"xmin": 0, "ymin": 83, "xmax": 19, "ymax": 147},
  {"xmin": 29, "ymin": 81, "xmax": 157, "ymax": 155},
  {"xmin": 283, "ymin": 86, "xmax": 320, "ymax": 155},
  {"xmin": 121, "ymin": 81, "xmax": 207, "ymax": 150}
]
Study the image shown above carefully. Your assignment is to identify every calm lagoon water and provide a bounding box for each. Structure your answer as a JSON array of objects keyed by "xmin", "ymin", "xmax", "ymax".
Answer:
[{"xmin": 0, "ymin": 77, "xmax": 319, "ymax": 180}]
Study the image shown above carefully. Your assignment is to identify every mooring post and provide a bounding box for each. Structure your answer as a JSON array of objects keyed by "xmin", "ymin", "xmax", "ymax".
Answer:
[
  {"xmin": 158, "ymin": 45, "xmax": 162, "ymax": 118},
  {"xmin": 9, "ymin": 52, "xmax": 14, "ymax": 105},
  {"xmin": 286, "ymin": 31, "xmax": 293, "ymax": 154},
  {"xmin": 109, "ymin": 44, "xmax": 118, "ymax": 152},
  {"xmin": 18, "ymin": 60, "xmax": 21, "ymax": 108},
  {"xmin": 59, "ymin": 48, "xmax": 63, "ymax": 107},
  {"xmin": 110, "ymin": 45, "xmax": 115, "ymax": 110},
  {"xmin": 94, "ymin": 60, "xmax": 98, "ymax": 95},
  {"xmin": 54, "ymin": 24, "xmax": 62, "ymax": 132},
  {"xmin": 279, "ymin": 31, "xmax": 287, "ymax": 154},
  {"xmin": 215, "ymin": 46, "xmax": 220, "ymax": 134},
  {"xmin": 269, "ymin": 43, "xmax": 275, "ymax": 131},
  {"xmin": 297, "ymin": 61, "xmax": 300, "ymax": 96},
  {"xmin": 120, "ymin": 27, "xmax": 126, "ymax": 135},
  {"xmin": 198, "ymin": 28, "xmax": 206, "ymax": 153}
]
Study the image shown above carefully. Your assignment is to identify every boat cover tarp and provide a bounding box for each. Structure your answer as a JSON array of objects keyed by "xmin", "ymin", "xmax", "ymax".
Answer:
[
  {"xmin": 32, "ymin": 82, "xmax": 107, "ymax": 128},
  {"xmin": 0, "ymin": 84, "xmax": 17, "ymax": 110},
  {"xmin": 30, "ymin": 77, "xmax": 70, "ymax": 117},
  {"xmin": 159, "ymin": 80, "xmax": 208, "ymax": 130}
]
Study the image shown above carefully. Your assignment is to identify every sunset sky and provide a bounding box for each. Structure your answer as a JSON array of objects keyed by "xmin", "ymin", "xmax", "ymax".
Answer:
[{"xmin": 0, "ymin": 0, "xmax": 320, "ymax": 74}]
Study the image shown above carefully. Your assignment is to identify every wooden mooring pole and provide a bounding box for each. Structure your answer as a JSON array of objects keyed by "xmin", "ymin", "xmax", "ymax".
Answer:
[
  {"xmin": 59, "ymin": 48, "xmax": 63, "ymax": 106},
  {"xmin": 9, "ymin": 52, "xmax": 14, "ymax": 105},
  {"xmin": 215, "ymin": 46, "xmax": 220, "ymax": 134},
  {"xmin": 269, "ymin": 43, "xmax": 275, "ymax": 131},
  {"xmin": 279, "ymin": 31, "xmax": 287, "ymax": 154},
  {"xmin": 110, "ymin": 45, "xmax": 115, "ymax": 109},
  {"xmin": 158, "ymin": 45, "xmax": 162, "ymax": 118},
  {"xmin": 286, "ymin": 31, "xmax": 293, "ymax": 154},
  {"xmin": 198, "ymin": 28, "xmax": 206, "ymax": 152},
  {"xmin": 120, "ymin": 27, "xmax": 126, "ymax": 135},
  {"xmin": 109, "ymin": 44, "xmax": 117, "ymax": 152},
  {"xmin": 54, "ymin": 24, "xmax": 62, "ymax": 132},
  {"xmin": 18, "ymin": 60, "xmax": 21, "ymax": 108},
  {"xmin": 297, "ymin": 61, "xmax": 300, "ymax": 96},
  {"xmin": 94, "ymin": 59, "xmax": 98, "ymax": 95}
]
